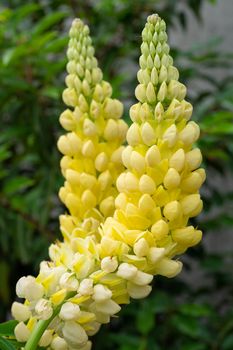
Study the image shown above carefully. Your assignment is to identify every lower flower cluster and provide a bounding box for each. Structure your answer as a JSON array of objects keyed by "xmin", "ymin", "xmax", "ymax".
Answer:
[{"xmin": 12, "ymin": 234, "xmax": 156, "ymax": 350}]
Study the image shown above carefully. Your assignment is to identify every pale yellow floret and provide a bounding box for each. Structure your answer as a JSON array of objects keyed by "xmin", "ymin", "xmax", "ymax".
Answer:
[
  {"xmin": 14, "ymin": 322, "xmax": 31, "ymax": 342},
  {"xmin": 62, "ymin": 320, "xmax": 88, "ymax": 347},
  {"xmin": 59, "ymin": 302, "xmax": 81, "ymax": 321},
  {"xmin": 11, "ymin": 302, "xmax": 31, "ymax": 322},
  {"xmin": 51, "ymin": 336, "xmax": 68, "ymax": 350},
  {"xmin": 39, "ymin": 330, "xmax": 53, "ymax": 347},
  {"xmin": 35, "ymin": 298, "xmax": 53, "ymax": 320}
]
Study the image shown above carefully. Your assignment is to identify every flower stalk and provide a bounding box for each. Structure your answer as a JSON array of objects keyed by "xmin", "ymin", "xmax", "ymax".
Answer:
[{"xmin": 24, "ymin": 317, "xmax": 55, "ymax": 350}]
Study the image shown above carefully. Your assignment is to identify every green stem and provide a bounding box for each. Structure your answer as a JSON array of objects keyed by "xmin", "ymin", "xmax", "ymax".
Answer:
[
  {"xmin": 24, "ymin": 306, "xmax": 60, "ymax": 350},
  {"xmin": 24, "ymin": 292, "xmax": 76, "ymax": 350}
]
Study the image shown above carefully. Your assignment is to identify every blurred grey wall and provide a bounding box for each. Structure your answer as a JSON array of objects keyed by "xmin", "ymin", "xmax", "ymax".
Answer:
[
  {"xmin": 169, "ymin": 0, "xmax": 233, "ymax": 284},
  {"xmin": 169, "ymin": 0, "xmax": 233, "ymax": 53}
]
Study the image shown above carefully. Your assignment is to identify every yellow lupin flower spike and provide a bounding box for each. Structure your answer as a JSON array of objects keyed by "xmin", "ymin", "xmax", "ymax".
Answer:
[
  {"xmin": 58, "ymin": 18, "xmax": 128, "ymax": 242},
  {"xmin": 12, "ymin": 15, "xmax": 205, "ymax": 350},
  {"xmin": 100, "ymin": 14, "xmax": 205, "ymax": 278}
]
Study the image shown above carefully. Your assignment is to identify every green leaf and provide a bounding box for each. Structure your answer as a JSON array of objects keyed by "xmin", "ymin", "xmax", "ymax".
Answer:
[
  {"xmin": 32, "ymin": 12, "xmax": 67, "ymax": 36},
  {"xmin": 0, "ymin": 337, "xmax": 16, "ymax": 350},
  {"xmin": 151, "ymin": 291, "xmax": 172, "ymax": 313},
  {"xmin": 12, "ymin": 3, "xmax": 40, "ymax": 21},
  {"xmin": 179, "ymin": 303, "xmax": 211, "ymax": 317},
  {"xmin": 136, "ymin": 301, "xmax": 155, "ymax": 335},
  {"xmin": 222, "ymin": 334, "xmax": 233, "ymax": 350},
  {"xmin": 180, "ymin": 342, "xmax": 206, "ymax": 350},
  {"xmin": 0, "ymin": 145, "xmax": 12, "ymax": 162},
  {"xmin": 0, "ymin": 321, "xmax": 18, "ymax": 336},
  {"xmin": 2, "ymin": 46, "xmax": 28, "ymax": 66},
  {"xmin": 3, "ymin": 176, "xmax": 34, "ymax": 195},
  {"xmin": 43, "ymin": 37, "xmax": 68, "ymax": 53},
  {"xmin": 171, "ymin": 314, "xmax": 208, "ymax": 339},
  {"xmin": 41, "ymin": 86, "xmax": 60, "ymax": 99},
  {"xmin": 0, "ymin": 8, "xmax": 11, "ymax": 23}
]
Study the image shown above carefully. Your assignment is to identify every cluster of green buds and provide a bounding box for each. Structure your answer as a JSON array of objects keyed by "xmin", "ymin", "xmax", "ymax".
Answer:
[{"xmin": 11, "ymin": 14, "xmax": 205, "ymax": 350}]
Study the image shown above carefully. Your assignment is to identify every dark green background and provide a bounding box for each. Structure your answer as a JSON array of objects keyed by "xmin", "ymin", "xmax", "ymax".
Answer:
[{"xmin": 0, "ymin": 1, "xmax": 233, "ymax": 349}]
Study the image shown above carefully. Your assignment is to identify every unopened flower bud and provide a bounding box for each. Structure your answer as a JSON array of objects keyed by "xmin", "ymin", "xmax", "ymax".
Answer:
[
  {"xmin": 185, "ymin": 148, "xmax": 202, "ymax": 171},
  {"xmin": 16, "ymin": 276, "xmax": 44, "ymax": 301},
  {"xmin": 169, "ymin": 149, "xmax": 185, "ymax": 172},
  {"xmin": 180, "ymin": 194, "xmax": 202, "ymax": 217},
  {"xmin": 104, "ymin": 98, "xmax": 123, "ymax": 119},
  {"xmin": 164, "ymin": 168, "xmax": 180, "ymax": 189},
  {"xmin": 104, "ymin": 119, "xmax": 118, "ymax": 140},
  {"xmin": 117, "ymin": 263, "xmax": 137, "ymax": 280},
  {"xmin": 93, "ymin": 284, "xmax": 112, "ymax": 302},
  {"xmin": 133, "ymin": 238, "xmax": 149, "ymax": 257},
  {"xmin": 95, "ymin": 152, "xmax": 109, "ymax": 172},
  {"xmin": 146, "ymin": 82, "xmax": 156, "ymax": 103},
  {"xmin": 39, "ymin": 330, "xmax": 53, "ymax": 347},
  {"xmin": 141, "ymin": 122, "xmax": 156, "ymax": 146},
  {"xmin": 157, "ymin": 81, "xmax": 167, "ymax": 101},
  {"xmin": 131, "ymin": 271, "xmax": 153, "ymax": 286},
  {"xmin": 145, "ymin": 145, "xmax": 161, "ymax": 166},
  {"xmin": 127, "ymin": 282, "xmax": 152, "ymax": 299},
  {"xmin": 139, "ymin": 174, "xmax": 156, "ymax": 194},
  {"xmin": 135, "ymin": 84, "xmax": 146, "ymax": 103},
  {"xmin": 94, "ymin": 299, "xmax": 121, "ymax": 315},
  {"xmin": 62, "ymin": 88, "xmax": 78, "ymax": 107},
  {"xmin": 83, "ymin": 118, "xmax": 97, "ymax": 137},
  {"xmin": 151, "ymin": 67, "xmax": 158, "ymax": 85},
  {"xmin": 179, "ymin": 122, "xmax": 200, "ymax": 145},
  {"xmin": 155, "ymin": 258, "xmax": 182, "ymax": 278},
  {"xmin": 63, "ymin": 321, "xmax": 88, "ymax": 347},
  {"xmin": 35, "ymin": 298, "xmax": 53, "ymax": 320},
  {"xmin": 59, "ymin": 272, "xmax": 79, "ymax": 291},
  {"xmin": 159, "ymin": 65, "xmax": 168, "ymax": 83},
  {"xmin": 14, "ymin": 322, "xmax": 30, "ymax": 342},
  {"xmin": 181, "ymin": 171, "xmax": 204, "ymax": 192},
  {"xmin": 130, "ymin": 151, "xmax": 146, "ymax": 174},
  {"xmin": 101, "ymin": 257, "xmax": 118, "ymax": 273},
  {"xmin": 11, "ymin": 302, "xmax": 31, "ymax": 322},
  {"xmin": 163, "ymin": 200, "xmax": 182, "ymax": 221},
  {"xmin": 151, "ymin": 219, "xmax": 169, "ymax": 240},
  {"xmin": 181, "ymin": 100, "xmax": 193, "ymax": 120},
  {"xmin": 51, "ymin": 336, "xmax": 68, "ymax": 350},
  {"xmin": 59, "ymin": 109, "xmax": 75, "ymax": 131},
  {"xmin": 154, "ymin": 54, "xmax": 160, "ymax": 68},
  {"xmin": 92, "ymin": 67, "xmax": 103, "ymax": 84},
  {"xmin": 93, "ymin": 84, "xmax": 104, "ymax": 102},
  {"xmin": 59, "ymin": 302, "xmax": 81, "ymax": 321},
  {"xmin": 172, "ymin": 226, "xmax": 202, "ymax": 247},
  {"xmin": 99, "ymin": 196, "xmax": 115, "ymax": 217},
  {"xmin": 163, "ymin": 124, "xmax": 177, "ymax": 147},
  {"xmin": 127, "ymin": 123, "xmax": 142, "ymax": 146},
  {"xmin": 79, "ymin": 279, "xmax": 93, "ymax": 295},
  {"xmin": 129, "ymin": 103, "xmax": 141, "ymax": 122},
  {"xmin": 167, "ymin": 66, "xmax": 179, "ymax": 81},
  {"xmin": 147, "ymin": 247, "xmax": 165, "ymax": 263},
  {"xmin": 82, "ymin": 140, "xmax": 96, "ymax": 158},
  {"xmin": 124, "ymin": 172, "xmax": 139, "ymax": 192}
]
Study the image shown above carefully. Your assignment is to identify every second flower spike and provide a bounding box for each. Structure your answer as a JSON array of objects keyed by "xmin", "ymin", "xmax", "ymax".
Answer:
[{"xmin": 58, "ymin": 18, "xmax": 128, "ymax": 241}]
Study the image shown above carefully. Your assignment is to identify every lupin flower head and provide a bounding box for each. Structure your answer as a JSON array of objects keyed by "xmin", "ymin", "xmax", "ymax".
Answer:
[
  {"xmin": 58, "ymin": 18, "xmax": 128, "ymax": 241},
  {"xmin": 12, "ymin": 15, "xmax": 205, "ymax": 350}
]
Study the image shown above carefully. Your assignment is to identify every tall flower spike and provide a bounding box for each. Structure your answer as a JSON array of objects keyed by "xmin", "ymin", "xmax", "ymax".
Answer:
[
  {"xmin": 12, "ymin": 15, "xmax": 205, "ymax": 350},
  {"xmin": 58, "ymin": 19, "xmax": 128, "ymax": 242},
  {"xmin": 100, "ymin": 13, "xmax": 205, "ymax": 288}
]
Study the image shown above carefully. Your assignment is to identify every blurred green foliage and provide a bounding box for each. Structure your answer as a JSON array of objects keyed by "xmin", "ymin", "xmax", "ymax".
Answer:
[{"xmin": 0, "ymin": 0, "xmax": 233, "ymax": 349}]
